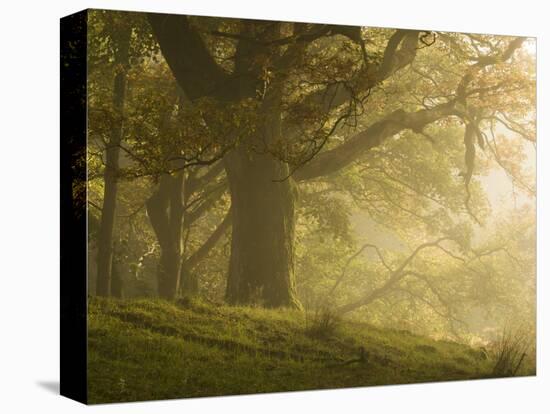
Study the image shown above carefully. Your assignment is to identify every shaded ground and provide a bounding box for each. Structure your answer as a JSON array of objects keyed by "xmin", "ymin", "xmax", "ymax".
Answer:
[{"xmin": 88, "ymin": 297, "xmax": 505, "ymax": 404}]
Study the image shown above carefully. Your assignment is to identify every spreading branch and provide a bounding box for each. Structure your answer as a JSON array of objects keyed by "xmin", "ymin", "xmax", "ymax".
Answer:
[
  {"xmin": 147, "ymin": 13, "xmax": 236, "ymax": 101},
  {"xmin": 335, "ymin": 237, "xmax": 457, "ymax": 315},
  {"xmin": 294, "ymin": 37, "xmax": 525, "ymax": 183}
]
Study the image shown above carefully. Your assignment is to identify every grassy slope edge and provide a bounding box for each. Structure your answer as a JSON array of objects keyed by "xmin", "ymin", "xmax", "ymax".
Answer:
[{"xmin": 88, "ymin": 297, "xmax": 511, "ymax": 404}]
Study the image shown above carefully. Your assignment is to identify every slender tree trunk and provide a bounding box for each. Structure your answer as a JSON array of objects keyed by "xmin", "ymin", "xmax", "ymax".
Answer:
[
  {"xmin": 179, "ymin": 172, "xmax": 199, "ymax": 296},
  {"xmin": 146, "ymin": 173, "xmax": 184, "ymax": 300},
  {"xmin": 224, "ymin": 148, "xmax": 301, "ymax": 308},
  {"xmin": 96, "ymin": 33, "xmax": 130, "ymax": 297}
]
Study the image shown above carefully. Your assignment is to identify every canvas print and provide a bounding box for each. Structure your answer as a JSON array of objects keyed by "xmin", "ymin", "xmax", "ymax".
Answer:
[{"xmin": 61, "ymin": 8, "xmax": 536, "ymax": 404}]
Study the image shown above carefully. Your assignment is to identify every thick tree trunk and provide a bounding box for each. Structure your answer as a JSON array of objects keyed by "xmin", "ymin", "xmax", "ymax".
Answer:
[
  {"xmin": 146, "ymin": 173, "xmax": 184, "ymax": 300},
  {"xmin": 157, "ymin": 245, "xmax": 182, "ymax": 299},
  {"xmin": 224, "ymin": 148, "xmax": 301, "ymax": 308},
  {"xmin": 96, "ymin": 33, "xmax": 130, "ymax": 297},
  {"xmin": 148, "ymin": 16, "xmax": 302, "ymax": 307}
]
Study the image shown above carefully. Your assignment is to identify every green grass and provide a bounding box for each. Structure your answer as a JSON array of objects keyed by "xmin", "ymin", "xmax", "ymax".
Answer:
[{"xmin": 88, "ymin": 296, "xmax": 502, "ymax": 404}]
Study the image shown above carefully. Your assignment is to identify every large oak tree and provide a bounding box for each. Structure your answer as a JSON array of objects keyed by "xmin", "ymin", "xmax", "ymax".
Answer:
[{"xmin": 143, "ymin": 14, "xmax": 533, "ymax": 307}]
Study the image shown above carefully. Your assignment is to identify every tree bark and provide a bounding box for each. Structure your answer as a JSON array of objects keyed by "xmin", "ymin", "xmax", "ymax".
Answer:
[
  {"xmin": 146, "ymin": 173, "xmax": 185, "ymax": 300},
  {"xmin": 224, "ymin": 148, "xmax": 301, "ymax": 308},
  {"xmin": 96, "ymin": 31, "xmax": 130, "ymax": 297}
]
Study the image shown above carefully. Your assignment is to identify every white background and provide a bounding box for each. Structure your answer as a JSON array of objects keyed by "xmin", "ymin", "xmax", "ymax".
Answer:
[{"xmin": 0, "ymin": 0, "xmax": 547, "ymax": 412}]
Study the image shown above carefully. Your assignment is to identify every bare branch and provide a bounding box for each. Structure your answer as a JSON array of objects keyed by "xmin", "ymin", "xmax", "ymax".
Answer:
[
  {"xmin": 335, "ymin": 237, "xmax": 459, "ymax": 315},
  {"xmin": 326, "ymin": 242, "xmax": 393, "ymax": 299}
]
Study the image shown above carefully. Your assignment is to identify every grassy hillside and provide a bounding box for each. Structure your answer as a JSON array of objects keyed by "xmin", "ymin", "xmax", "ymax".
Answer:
[{"xmin": 88, "ymin": 297, "xmax": 503, "ymax": 404}]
